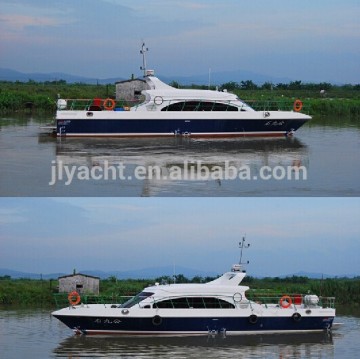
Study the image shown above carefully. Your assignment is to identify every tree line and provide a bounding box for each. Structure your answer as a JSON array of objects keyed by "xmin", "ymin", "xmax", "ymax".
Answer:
[
  {"xmin": 1, "ymin": 275, "xmax": 359, "ymax": 307},
  {"xmin": 1, "ymin": 79, "xmax": 359, "ymax": 114},
  {"xmin": 218, "ymin": 80, "xmax": 360, "ymax": 91},
  {"xmin": 169, "ymin": 79, "xmax": 360, "ymax": 93}
]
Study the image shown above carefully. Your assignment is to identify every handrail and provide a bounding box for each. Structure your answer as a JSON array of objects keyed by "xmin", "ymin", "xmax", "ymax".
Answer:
[
  {"xmin": 246, "ymin": 292, "xmax": 336, "ymax": 308},
  {"xmin": 57, "ymin": 97, "xmax": 308, "ymax": 113},
  {"xmin": 57, "ymin": 98, "xmax": 141, "ymax": 111},
  {"xmin": 53, "ymin": 293, "xmax": 132, "ymax": 308},
  {"xmin": 53, "ymin": 292, "xmax": 335, "ymax": 309}
]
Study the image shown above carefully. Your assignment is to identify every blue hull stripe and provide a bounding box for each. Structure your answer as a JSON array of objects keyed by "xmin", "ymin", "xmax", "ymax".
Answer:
[
  {"xmin": 57, "ymin": 119, "xmax": 307, "ymax": 137},
  {"xmin": 54, "ymin": 315, "xmax": 334, "ymax": 334}
]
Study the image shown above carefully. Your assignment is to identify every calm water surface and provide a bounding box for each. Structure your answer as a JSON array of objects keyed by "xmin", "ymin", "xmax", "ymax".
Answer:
[
  {"xmin": 0, "ymin": 115, "xmax": 359, "ymax": 196},
  {"xmin": 0, "ymin": 309, "xmax": 359, "ymax": 359}
]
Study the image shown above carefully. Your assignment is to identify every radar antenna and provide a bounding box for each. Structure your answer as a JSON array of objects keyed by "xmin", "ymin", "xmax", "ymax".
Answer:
[
  {"xmin": 239, "ymin": 235, "xmax": 250, "ymax": 266},
  {"xmin": 140, "ymin": 41, "xmax": 149, "ymax": 77}
]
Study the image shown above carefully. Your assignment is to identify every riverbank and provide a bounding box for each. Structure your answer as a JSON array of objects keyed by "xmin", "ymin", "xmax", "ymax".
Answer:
[
  {"xmin": 1, "ymin": 276, "xmax": 359, "ymax": 308},
  {"xmin": 1, "ymin": 80, "xmax": 359, "ymax": 117}
]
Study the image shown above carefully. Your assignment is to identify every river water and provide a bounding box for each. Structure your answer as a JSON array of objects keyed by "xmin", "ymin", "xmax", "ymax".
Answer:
[
  {"xmin": 0, "ymin": 115, "xmax": 359, "ymax": 196},
  {"xmin": 0, "ymin": 309, "xmax": 359, "ymax": 359}
]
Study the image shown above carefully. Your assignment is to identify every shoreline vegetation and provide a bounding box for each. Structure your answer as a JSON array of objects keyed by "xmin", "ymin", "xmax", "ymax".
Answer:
[
  {"xmin": 0, "ymin": 79, "xmax": 359, "ymax": 119},
  {"xmin": 1, "ymin": 275, "xmax": 359, "ymax": 309}
]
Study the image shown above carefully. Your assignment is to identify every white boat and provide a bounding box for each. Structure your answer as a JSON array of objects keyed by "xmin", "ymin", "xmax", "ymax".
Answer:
[
  {"xmin": 53, "ymin": 45, "xmax": 311, "ymax": 138},
  {"xmin": 52, "ymin": 257, "xmax": 335, "ymax": 336}
]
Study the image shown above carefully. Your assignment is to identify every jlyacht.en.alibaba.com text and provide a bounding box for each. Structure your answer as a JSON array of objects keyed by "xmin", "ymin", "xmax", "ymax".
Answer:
[{"xmin": 48, "ymin": 160, "xmax": 307, "ymax": 186}]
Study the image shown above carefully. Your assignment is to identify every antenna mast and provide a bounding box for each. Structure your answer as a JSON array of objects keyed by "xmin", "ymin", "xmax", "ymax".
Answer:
[
  {"xmin": 239, "ymin": 235, "xmax": 250, "ymax": 266},
  {"xmin": 140, "ymin": 41, "xmax": 149, "ymax": 77}
]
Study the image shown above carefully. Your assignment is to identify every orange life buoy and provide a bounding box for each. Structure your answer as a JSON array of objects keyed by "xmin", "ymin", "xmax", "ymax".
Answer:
[
  {"xmin": 293, "ymin": 99, "xmax": 303, "ymax": 112},
  {"xmin": 68, "ymin": 291, "xmax": 81, "ymax": 306},
  {"xmin": 280, "ymin": 295, "xmax": 292, "ymax": 308},
  {"xmin": 103, "ymin": 98, "xmax": 116, "ymax": 110}
]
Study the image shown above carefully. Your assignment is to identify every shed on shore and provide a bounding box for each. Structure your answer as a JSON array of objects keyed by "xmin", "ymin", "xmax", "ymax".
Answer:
[{"xmin": 58, "ymin": 273, "xmax": 100, "ymax": 295}]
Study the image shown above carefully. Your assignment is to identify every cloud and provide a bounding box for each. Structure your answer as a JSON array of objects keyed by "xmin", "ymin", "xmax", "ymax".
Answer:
[
  {"xmin": 0, "ymin": 207, "xmax": 27, "ymax": 225},
  {"xmin": 1, "ymin": 198, "xmax": 359, "ymax": 275},
  {"xmin": 0, "ymin": 14, "xmax": 67, "ymax": 31},
  {"xmin": 0, "ymin": 0, "xmax": 358, "ymax": 81}
]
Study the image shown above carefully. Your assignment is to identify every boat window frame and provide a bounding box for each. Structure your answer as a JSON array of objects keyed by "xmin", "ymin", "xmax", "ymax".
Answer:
[
  {"xmin": 153, "ymin": 296, "xmax": 235, "ymax": 309},
  {"xmin": 120, "ymin": 291, "xmax": 154, "ymax": 308},
  {"xmin": 161, "ymin": 100, "xmax": 240, "ymax": 112}
]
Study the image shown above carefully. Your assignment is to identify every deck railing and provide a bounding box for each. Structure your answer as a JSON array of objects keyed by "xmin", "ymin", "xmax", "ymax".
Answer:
[
  {"xmin": 54, "ymin": 292, "xmax": 335, "ymax": 309},
  {"xmin": 57, "ymin": 99, "xmax": 140, "ymax": 111},
  {"xmin": 246, "ymin": 291, "xmax": 335, "ymax": 309},
  {"xmin": 53, "ymin": 293, "xmax": 132, "ymax": 308},
  {"xmin": 57, "ymin": 98, "xmax": 308, "ymax": 113}
]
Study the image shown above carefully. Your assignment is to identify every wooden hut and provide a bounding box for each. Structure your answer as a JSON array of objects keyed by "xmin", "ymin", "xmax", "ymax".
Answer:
[{"xmin": 58, "ymin": 273, "xmax": 100, "ymax": 295}]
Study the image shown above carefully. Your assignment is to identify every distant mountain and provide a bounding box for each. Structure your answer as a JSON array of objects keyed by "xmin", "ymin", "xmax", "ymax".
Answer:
[
  {"xmin": 1, "ymin": 267, "xmax": 358, "ymax": 280},
  {"xmin": 0, "ymin": 268, "xmax": 65, "ymax": 280},
  {"xmin": 0, "ymin": 266, "xmax": 219, "ymax": 280},
  {"xmin": 81, "ymin": 266, "xmax": 219, "ymax": 280},
  {"xmin": 1, "ymin": 67, "xmax": 348, "ymax": 86},
  {"xmin": 0, "ymin": 68, "xmax": 123, "ymax": 84},
  {"xmin": 161, "ymin": 70, "xmax": 292, "ymax": 86},
  {"xmin": 0, "ymin": 67, "xmax": 292, "ymax": 86}
]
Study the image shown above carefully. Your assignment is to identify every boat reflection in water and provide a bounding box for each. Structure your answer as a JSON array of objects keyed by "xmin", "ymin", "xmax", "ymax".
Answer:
[
  {"xmin": 53, "ymin": 136, "xmax": 308, "ymax": 195},
  {"xmin": 53, "ymin": 331, "xmax": 333, "ymax": 358}
]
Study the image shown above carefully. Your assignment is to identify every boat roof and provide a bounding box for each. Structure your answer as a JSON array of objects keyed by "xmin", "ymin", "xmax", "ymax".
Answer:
[
  {"xmin": 143, "ymin": 75, "xmax": 240, "ymax": 102},
  {"xmin": 144, "ymin": 268, "xmax": 249, "ymax": 297}
]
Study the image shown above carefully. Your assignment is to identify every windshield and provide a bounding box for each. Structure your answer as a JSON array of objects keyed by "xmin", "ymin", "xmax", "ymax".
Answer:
[{"xmin": 121, "ymin": 291, "xmax": 154, "ymax": 308}]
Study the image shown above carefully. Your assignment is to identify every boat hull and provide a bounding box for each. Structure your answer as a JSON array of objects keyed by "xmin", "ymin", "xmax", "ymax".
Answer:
[
  {"xmin": 52, "ymin": 313, "xmax": 334, "ymax": 336},
  {"xmin": 56, "ymin": 113, "xmax": 309, "ymax": 138}
]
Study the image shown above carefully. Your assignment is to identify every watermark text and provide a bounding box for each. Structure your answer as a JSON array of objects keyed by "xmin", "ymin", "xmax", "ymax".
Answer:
[{"xmin": 49, "ymin": 160, "xmax": 307, "ymax": 186}]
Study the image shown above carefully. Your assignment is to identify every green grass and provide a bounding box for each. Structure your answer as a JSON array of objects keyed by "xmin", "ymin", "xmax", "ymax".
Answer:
[
  {"xmin": 1, "ymin": 275, "xmax": 359, "ymax": 308},
  {"xmin": 1, "ymin": 80, "xmax": 359, "ymax": 118},
  {"xmin": 0, "ymin": 81, "xmax": 115, "ymax": 112}
]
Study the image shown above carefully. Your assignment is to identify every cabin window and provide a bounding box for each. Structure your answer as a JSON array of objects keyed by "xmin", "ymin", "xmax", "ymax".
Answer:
[
  {"xmin": 121, "ymin": 291, "xmax": 154, "ymax": 308},
  {"xmin": 187, "ymin": 297, "xmax": 206, "ymax": 308},
  {"xmin": 171, "ymin": 297, "xmax": 190, "ymax": 308},
  {"xmin": 203, "ymin": 297, "xmax": 226, "ymax": 308},
  {"xmin": 154, "ymin": 297, "xmax": 235, "ymax": 309},
  {"xmin": 155, "ymin": 300, "xmax": 174, "ymax": 308},
  {"xmin": 161, "ymin": 101, "xmax": 239, "ymax": 112}
]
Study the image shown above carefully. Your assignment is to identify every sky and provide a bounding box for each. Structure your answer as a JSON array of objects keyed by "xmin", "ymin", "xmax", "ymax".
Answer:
[
  {"xmin": 0, "ymin": 0, "xmax": 359, "ymax": 83},
  {"xmin": 1, "ymin": 197, "xmax": 359, "ymax": 277}
]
